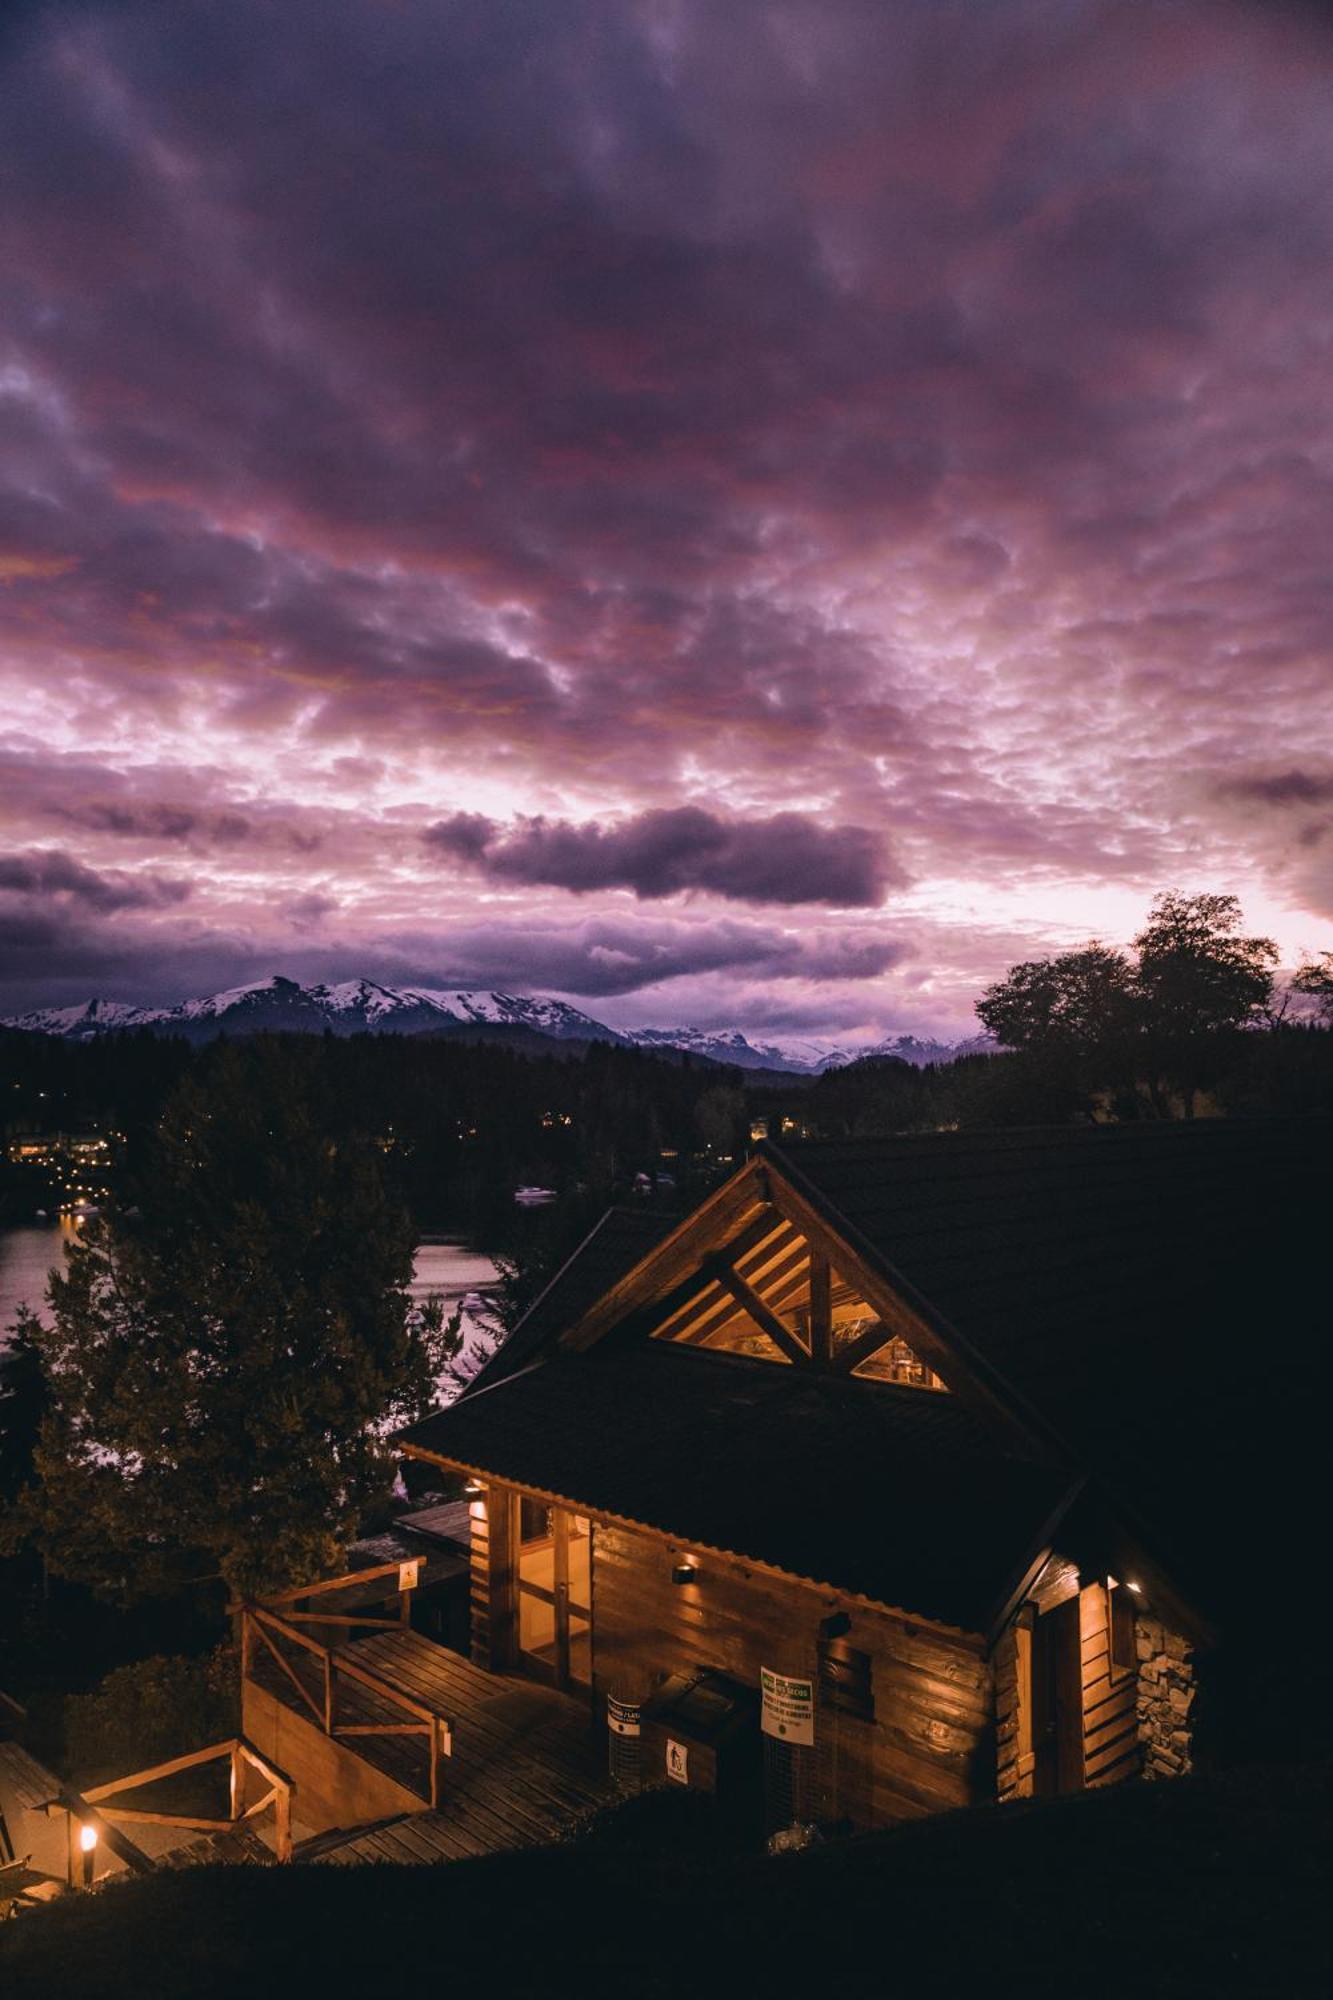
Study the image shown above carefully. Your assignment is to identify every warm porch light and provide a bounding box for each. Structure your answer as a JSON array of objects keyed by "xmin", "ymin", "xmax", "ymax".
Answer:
[
  {"xmin": 671, "ymin": 1561, "xmax": 698, "ymax": 1585},
  {"xmin": 463, "ymin": 1477, "xmax": 484, "ymax": 1496},
  {"xmin": 79, "ymin": 1821, "xmax": 98, "ymax": 1852},
  {"xmin": 1126, "ymin": 1580, "xmax": 1142, "ymax": 1594}
]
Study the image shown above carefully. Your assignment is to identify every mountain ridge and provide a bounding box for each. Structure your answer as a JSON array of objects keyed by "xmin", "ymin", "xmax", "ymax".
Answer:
[{"xmin": 2, "ymin": 976, "xmax": 992, "ymax": 1069}]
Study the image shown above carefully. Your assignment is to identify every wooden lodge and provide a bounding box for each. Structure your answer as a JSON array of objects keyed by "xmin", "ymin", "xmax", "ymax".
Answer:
[{"xmin": 240, "ymin": 1118, "xmax": 1327, "ymax": 1854}]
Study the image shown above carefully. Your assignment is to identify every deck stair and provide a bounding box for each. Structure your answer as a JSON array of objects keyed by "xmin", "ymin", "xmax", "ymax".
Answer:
[{"xmin": 246, "ymin": 1621, "xmax": 613, "ymax": 1861}]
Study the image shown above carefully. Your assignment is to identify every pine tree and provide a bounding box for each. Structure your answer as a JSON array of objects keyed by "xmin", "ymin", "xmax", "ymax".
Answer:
[{"xmin": 13, "ymin": 1038, "xmax": 452, "ymax": 1602}]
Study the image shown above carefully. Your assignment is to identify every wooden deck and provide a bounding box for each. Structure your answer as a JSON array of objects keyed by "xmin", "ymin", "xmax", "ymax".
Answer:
[{"xmin": 247, "ymin": 1629, "xmax": 614, "ymax": 1861}]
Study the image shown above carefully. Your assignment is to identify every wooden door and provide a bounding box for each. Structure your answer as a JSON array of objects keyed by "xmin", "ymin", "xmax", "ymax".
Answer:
[
  {"xmin": 1032, "ymin": 1596, "xmax": 1084, "ymax": 1796},
  {"xmin": 514, "ymin": 1499, "xmax": 592, "ymax": 1691}
]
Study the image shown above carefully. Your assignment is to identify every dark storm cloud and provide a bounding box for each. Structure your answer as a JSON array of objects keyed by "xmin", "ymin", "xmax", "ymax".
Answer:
[
  {"xmin": 0, "ymin": 848, "xmax": 190, "ymax": 911},
  {"xmin": 424, "ymin": 808, "xmax": 899, "ymax": 907},
  {"xmin": 1220, "ymin": 770, "xmax": 1333, "ymax": 808},
  {"xmin": 379, "ymin": 916, "xmax": 909, "ymax": 998}
]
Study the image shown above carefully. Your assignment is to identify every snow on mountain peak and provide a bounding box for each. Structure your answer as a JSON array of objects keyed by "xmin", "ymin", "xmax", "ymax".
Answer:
[{"xmin": 3, "ymin": 978, "xmax": 992, "ymax": 1067}]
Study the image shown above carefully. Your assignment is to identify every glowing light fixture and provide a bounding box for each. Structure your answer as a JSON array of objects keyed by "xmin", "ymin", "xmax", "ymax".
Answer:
[
  {"xmin": 671, "ymin": 1561, "xmax": 698, "ymax": 1586},
  {"xmin": 463, "ymin": 1477, "xmax": 484, "ymax": 1497},
  {"xmin": 1126, "ymin": 1580, "xmax": 1142, "ymax": 1595},
  {"xmin": 79, "ymin": 1822, "xmax": 98, "ymax": 1853}
]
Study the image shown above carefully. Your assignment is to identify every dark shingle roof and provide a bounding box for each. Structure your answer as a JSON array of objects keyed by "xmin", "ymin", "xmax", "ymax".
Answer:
[
  {"xmin": 469, "ymin": 1208, "xmax": 678, "ymax": 1391},
  {"xmin": 399, "ymin": 1341, "xmax": 1074, "ymax": 1633},
  {"xmin": 768, "ymin": 1119, "xmax": 1327, "ymax": 1448},
  {"xmin": 768, "ymin": 1118, "xmax": 1332, "ymax": 1609}
]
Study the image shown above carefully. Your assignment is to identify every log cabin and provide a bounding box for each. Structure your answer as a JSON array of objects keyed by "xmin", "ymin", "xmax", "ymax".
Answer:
[{"xmin": 391, "ymin": 1118, "xmax": 1328, "ymax": 1834}]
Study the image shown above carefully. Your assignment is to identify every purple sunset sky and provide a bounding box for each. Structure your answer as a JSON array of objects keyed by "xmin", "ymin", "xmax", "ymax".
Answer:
[{"xmin": 2, "ymin": 0, "xmax": 1332, "ymax": 1040}]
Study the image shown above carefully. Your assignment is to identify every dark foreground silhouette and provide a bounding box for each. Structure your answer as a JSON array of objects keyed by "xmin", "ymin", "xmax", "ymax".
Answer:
[{"xmin": 3, "ymin": 1759, "xmax": 1329, "ymax": 2000}]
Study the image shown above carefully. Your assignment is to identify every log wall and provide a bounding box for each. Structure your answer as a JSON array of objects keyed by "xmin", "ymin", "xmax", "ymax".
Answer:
[
  {"xmin": 590, "ymin": 1518, "xmax": 993, "ymax": 1827},
  {"xmin": 468, "ymin": 1490, "xmax": 512, "ymax": 1672},
  {"xmin": 1079, "ymin": 1580, "xmax": 1139, "ymax": 1788},
  {"xmin": 995, "ymin": 1553, "xmax": 1188, "ymax": 1800}
]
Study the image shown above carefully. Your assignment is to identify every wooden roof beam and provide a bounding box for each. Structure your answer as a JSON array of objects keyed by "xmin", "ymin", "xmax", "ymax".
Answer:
[
  {"xmin": 562, "ymin": 1161, "xmax": 773, "ymax": 1352},
  {"xmin": 646, "ymin": 1210, "xmax": 790, "ymax": 1341},
  {"xmin": 669, "ymin": 1238, "xmax": 809, "ymax": 1349},
  {"xmin": 705, "ymin": 1255, "xmax": 811, "ymax": 1367}
]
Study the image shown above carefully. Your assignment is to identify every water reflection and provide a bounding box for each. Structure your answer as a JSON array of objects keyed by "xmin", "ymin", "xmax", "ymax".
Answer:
[{"xmin": 0, "ymin": 1223, "xmax": 498, "ymax": 1359}]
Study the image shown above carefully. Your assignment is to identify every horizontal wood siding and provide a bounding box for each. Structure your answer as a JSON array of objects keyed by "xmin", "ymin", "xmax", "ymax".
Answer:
[
  {"xmin": 470, "ymin": 1485, "xmax": 514, "ymax": 1672},
  {"xmin": 591, "ymin": 1520, "xmax": 992, "ymax": 1827},
  {"xmin": 1079, "ymin": 1581, "xmax": 1139, "ymax": 1788}
]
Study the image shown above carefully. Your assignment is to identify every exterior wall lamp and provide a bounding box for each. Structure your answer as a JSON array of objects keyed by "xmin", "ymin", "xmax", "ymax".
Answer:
[{"xmin": 671, "ymin": 1561, "xmax": 698, "ymax": 1586}]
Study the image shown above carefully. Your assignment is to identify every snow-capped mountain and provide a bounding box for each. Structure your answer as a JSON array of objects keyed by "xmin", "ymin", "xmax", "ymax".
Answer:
[
  {"xmin": 3, "ymin": 978, "xmax": 995, "ymax": 1068},
  {"xmin": 847, "ymin": 1032, "xmax": 998, "ymax": 1068},
  {"xmin": 622, "ymin": 1027, "xmax": 994, "ymax": 1071},
  {"xmin": 3, "ymin": 977, "xmax": 625, "ymax": 1046},
  {"xmin": 623, "ymin": 1027, "xmax": 845, "ymax": 1073}
]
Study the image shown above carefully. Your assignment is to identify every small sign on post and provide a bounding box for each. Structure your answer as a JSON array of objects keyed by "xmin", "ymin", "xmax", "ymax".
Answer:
[
  {"xmin": 760, "ymin": 1667, "xmax": 815, "ymax": 1747},
  {"xmin": 398, "ymin": 1558, "xmax": 421, "ymax": 1593},
  {"xmin": 608, "ymin": 1696, "xmax": 641, "ymax": 1738}
]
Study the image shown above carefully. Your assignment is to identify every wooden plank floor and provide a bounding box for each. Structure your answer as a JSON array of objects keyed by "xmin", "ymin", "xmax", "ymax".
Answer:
[{"xmin": 247, "ymin": 1629, "xmax": 613, "ymax": 1861}]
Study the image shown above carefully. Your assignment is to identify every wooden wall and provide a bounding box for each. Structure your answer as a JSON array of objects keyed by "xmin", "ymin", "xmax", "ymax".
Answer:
[
  {"xmin": 469, "ymin": 1489, "xmax": 512, "ymax": 1673},
  {"xmin": 1079, "ymin": 1580, "xmax": 1139, "ymax": 1788},
  {"xmin": 242, "ymin": 1679, "xmax": 422, "ymax": 1835},
  {"xmin": 996, "ymin": 1553, "xmax": 1140, "ymax": 1800},
  {"xmin": 590, "ymin": 1518, "xmax": 993, "ymax": 1827}
]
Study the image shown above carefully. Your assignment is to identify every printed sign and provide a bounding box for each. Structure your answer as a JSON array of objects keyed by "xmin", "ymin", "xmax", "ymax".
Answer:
[
  {"xmin": 608, "ymin": 1696, "xmax": 641, "ymax": 1739},
  {"xmin": 397, "ymin": 1559, "xmax": 421, "ymax": 1593},
  {"xmin": 761, "ymin": 1667, "xmax": 815, "ymax": 1747},
  {"xmin": 665, "ymin": 1738, "xmax": 690, "ymax": 1785}
]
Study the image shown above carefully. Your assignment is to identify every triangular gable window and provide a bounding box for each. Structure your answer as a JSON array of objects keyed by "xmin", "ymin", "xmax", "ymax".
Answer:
[{"xmin": 648, "ymin": 1220, "xmax": 945, "ymax": 1388}]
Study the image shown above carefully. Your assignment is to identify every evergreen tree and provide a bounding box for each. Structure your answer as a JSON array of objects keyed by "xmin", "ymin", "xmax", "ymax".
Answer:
[
  {"xmin": 0, "ymin": 1308, "xmax": 48, "ymax": 1508},
  {"xmin": 11, "ymin": 1038, "xmax": 452, "ymax": 1603},
  {"xmin": 1291, "ymin": 950, "xmax": 1333, "ymax": 1025}
]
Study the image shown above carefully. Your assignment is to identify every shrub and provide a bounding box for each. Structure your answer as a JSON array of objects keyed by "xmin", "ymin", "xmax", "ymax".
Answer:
[{"xmin": 63, "ymin": 1646, "xmax": 238, "ymax": 1791}]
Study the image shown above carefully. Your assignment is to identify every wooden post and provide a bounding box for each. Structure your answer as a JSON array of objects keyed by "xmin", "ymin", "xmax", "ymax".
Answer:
[
  {"xmin": 240, "ymin": 1608, "xmax": 253, "ymax": 1682},
  {"xmin": 323, "ymin": 1652, "xmax": 334, "ymax": 1737},
  {"xmin": 429, "ymin": 1717, "xmax": 441, "ymax": 1810},
  {"xmin": 808, "ymin": 1253, "xmax": 831, "ymax": 1366},
  {"xmin": 229, "ymin": 1741, "xmax": 243, "ymax": 1822},
  {"xmin": 273, "ymin": 1782, "xmax": 291, "ymax": 1864}
]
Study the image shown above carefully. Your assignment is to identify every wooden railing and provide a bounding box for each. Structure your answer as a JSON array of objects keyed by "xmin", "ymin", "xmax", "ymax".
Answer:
[
  {"xmin": 237, "ymin": 1565, "xmax": 452, "ymax": 1809},
  {"xmin": 78, "ymin": 1737, "xmax": 295, "ymax": 1865}
]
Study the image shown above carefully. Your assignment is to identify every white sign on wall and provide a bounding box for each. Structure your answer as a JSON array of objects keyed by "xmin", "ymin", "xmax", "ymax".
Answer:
[
  {"xmin": 665, "ymin": 1738, "xmax": 690, "ymax": 1784},
  {"xmin": 398, "ymin": 1559, "xmax": 421, "ymax": 1593},
  {"xmin": 760, "ymin": 1667, "xmax": 814, "ymax": 1746}
]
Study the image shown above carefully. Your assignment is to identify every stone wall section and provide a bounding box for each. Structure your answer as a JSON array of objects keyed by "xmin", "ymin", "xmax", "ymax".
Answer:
[{"xmin": 1136, "ymin": 1615, "xmax": 1195, "ymax": 1780}]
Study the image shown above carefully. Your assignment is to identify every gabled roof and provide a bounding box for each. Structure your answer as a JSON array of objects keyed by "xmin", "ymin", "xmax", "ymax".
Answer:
[
  {"xmin": 766, "ymin": 1117, "xmax": 1326, "ymax": 1455},
  {"xmin": 399, "ymin": 1341, "xmax": 1075, "ymax": 1634},
  {"xmin": 764, "ymin": 1117, "xmax": 1331, "ymax": 1615},
  {"xmin": 402, "ymin": 1117, "xmax": 1331, "ymax": 1628}
]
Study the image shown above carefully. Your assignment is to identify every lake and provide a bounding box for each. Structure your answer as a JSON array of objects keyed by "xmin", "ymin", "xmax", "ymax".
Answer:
[{"xmin": 0, "ymin": 1223, "xmax": 500, "ymax": 1370}]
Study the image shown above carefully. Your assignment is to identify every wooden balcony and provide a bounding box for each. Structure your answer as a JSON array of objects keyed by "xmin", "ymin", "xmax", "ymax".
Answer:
[{"xmin": 239, "ymin": 1576, "xmax": 612, "ymax": 1861}]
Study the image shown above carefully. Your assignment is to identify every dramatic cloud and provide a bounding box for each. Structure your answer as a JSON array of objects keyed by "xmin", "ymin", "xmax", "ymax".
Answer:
[
  {"xmin": 424, "ymin": 808, "xmax": 898, "ymax": 907},
  {"xmin": 1, "ymin": 0, "xmax": 1332, "ymax": 1030},
  {"xmin": 0, "ymin": 848, "xmax": 190, "ymax": 913}
]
